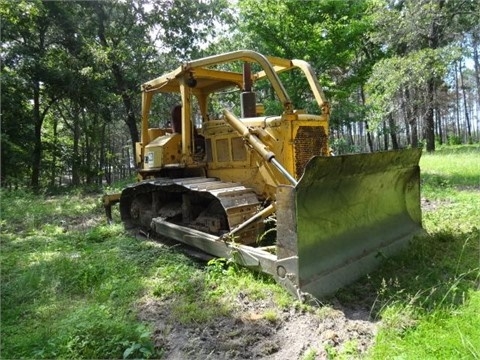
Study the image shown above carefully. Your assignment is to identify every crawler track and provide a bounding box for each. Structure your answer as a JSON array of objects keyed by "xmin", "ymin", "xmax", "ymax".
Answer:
[{"xmin": 119, "ymin": 177, "xmax": 263, "ymax": 244}]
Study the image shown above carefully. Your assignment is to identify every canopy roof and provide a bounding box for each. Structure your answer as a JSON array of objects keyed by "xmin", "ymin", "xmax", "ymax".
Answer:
[
  {"xmin": 140, "ymin": 50, "xmax": 328, "ymax": 113},
  {"xmin": 141, "ymin": 50, "xmax": 296, "ymax": 96}
]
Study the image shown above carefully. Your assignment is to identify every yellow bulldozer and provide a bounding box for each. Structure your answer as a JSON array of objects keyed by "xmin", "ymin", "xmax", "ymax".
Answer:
[{"xmin": 103, "ymin": 50, "xmax": 423, "ymax": 300}]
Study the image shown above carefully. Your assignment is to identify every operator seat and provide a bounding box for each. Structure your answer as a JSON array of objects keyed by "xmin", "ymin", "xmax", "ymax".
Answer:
[
  {"xmin": 171, "ymin": 105, "xmax": 182, "ymax": 133},
  {"xmin": 171, "ymin": 104, "xmax": 205, "ymax": 154}
]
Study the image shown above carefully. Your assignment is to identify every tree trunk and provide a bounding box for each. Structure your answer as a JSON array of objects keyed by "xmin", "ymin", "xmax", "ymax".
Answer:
[
  {"xmin": 99, "ymin": 122, "xmax": 106, "ymax": 186},
  {"xmin": 388, "ymin": 114, "xmax": 399, "ymax": 149},
  {"xmin": 360, "ymin": 86, "xmax": 373, "ymax": 152},
  {"xmin": 404, "ymin": 87, "xmax": 418, "ymax": 147},
  {"xmin": 473, "ymin": 31, "xmax": 480, "ymax": 108},
  {"xmin": 49, "ymin": 115, "xmax": 58, "ymax": 187},
  {"xmin": 83, "ymin": 110, "xmax": 94, "ymax": 184},
  {"xmin": 404, "ymin": 116, "xmax": 411, "ymax": 146},
  {"xmin": 31, "ymin": 82, "xmax": 42, "ymax": 190},
  {"xmin": 411, "ymin": 118, "xmax": 418, "ymax": 148},
  {"xmin": 402, "ymin": 89, "xmax": 411, "ymax": 146},
  {"xmin": 436, "ymin": 108, "xmax": 443, "ymax": 145},
  {"xmin": 105, "ymin": 125, "xmax": 113, "ymax": 185},
  {"xmin": 454, "ymin": 61, "xmax": 461, "ymax": 138},
  {"xmin": 425, "ymin": 78, "xmax": 436, "ymax": 152},
  {"xmin": 459, "ymin": 59, "xmax": 472, "ymax": 140},
  {"xmin": 72, "ymin": 107, "xmax": 81, "ymax": 186},
  {"xmin": 424, "ymin": 0, "xmax": 444, "ymax": 152},
  {"xmin": 346, "ymin": 123, "xmax": 354, "ymax": 149},
  {"xmin": 364, "ymin": 122, "xmax": 373, "ymax": 152},
  {"xmin": 94, "ymin": 3, "xmax": 139, "ymax": 163},
  {"xmin": 31, "ymin": 82, "xmax": 56, "ymax": 190},
  {"xmin": 382, "ymin": 121, "xmax": 389, "ymax": 150}
]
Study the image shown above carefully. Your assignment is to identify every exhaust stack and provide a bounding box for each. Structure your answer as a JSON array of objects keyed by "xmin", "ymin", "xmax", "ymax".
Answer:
[{"xmin": 241, "ymin": 63, "xmax": 256, "ymax": 118}]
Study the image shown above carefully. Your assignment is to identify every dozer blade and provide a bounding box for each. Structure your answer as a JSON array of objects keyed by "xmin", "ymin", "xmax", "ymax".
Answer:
[{"xmin": 277, "ymin": 148, "xmax": 423, "ymax": 298}]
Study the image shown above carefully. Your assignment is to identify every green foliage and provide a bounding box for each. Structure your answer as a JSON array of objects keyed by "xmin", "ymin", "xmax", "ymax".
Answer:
[
  {"xmin": 365, "ymin": 0, "xmax": 480, "ymax": 150},
  {"xmin": 1, "ymin": 0, "xmax": 232, "ymax": 190},
  {"xmin": 366, "ymin": 46, "xmax": 460, "ymax": 127},
  {"xmin": 151, "ymin": 0, "xmax": 231, "ymax": 60},
  {"xmin": 237, "ymin": 0, "xmax": 377, "ymax": 102},
  {"xmin": 262, "ymin": 308, "xmax": 279, "ymax": 323},
  {"xmin": 447, "ymin": 135, "xmax": 462, "ymax": 145},
  {"xmin": 85, "ymin": 223, "xmax": 124, "ymax": 243},
  {"xmin": 29, "ymin": 305, "xmax": 156, "ymax": 359},
  {"xmin": 205, "ymin": 257, "xmax": 291, "ymax": 307},
  {"xmin": 0, "ymin": 66, "xmax": 34, "ymax": 187},
  {"xmin": 324, "ymin": 339, "xmax": 360, "ymax": 360},
  {"xmin": 330, "ymin": 137, "xmax": 360, "ymax": 155},
  {"xmin": 301, "ymin": 348, "xmax": 318, "ymax": 360}
]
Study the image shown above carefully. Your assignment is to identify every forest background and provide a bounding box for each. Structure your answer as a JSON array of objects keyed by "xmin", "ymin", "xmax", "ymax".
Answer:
[{"xmin": 1, "ymin": 0, "xmax": 479, "ymax": 190}]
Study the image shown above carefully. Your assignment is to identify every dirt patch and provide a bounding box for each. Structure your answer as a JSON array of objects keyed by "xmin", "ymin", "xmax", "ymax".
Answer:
[
  {"xmin": 138, "ymin": 293, "xmax": 377, "ymax": 359},
  {"xmin": 421, "ymin": 197, "xmax": 453, "ymax": 212},
  {"xmin": 68, "ymin": 216, "xmax": 103, "ymax": 231}
]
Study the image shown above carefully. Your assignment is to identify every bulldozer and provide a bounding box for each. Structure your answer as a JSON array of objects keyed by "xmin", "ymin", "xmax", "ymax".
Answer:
[{"xmin": 103, "ymin": 50, "xmax": 423, "ymax": 300}]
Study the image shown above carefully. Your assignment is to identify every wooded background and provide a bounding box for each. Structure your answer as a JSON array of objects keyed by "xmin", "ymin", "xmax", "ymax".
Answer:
[{"xmin": 2, "ymin": 0, "xmax": 479, "ymax": 189}]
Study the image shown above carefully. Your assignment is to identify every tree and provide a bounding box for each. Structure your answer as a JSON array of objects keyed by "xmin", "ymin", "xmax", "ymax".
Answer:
[
  {"xmin": 233, "ymin": 0, "xmax": 381, "ymax": 152},
  {"xmin": 367, "ymin": 0, "xmax": 480, "ymax": 151},
  {"xmin": 151, "ymin": 0, "xmax": 231, "ymax": 60},
  {"xmin": 86, "ymin": 0, "xmax": 230, "ymax": 162},
  {"xmin": 0, "ymin": 66, "xmax": 33, "ymax": 187},
  {"xmin": 1, "ymin": 0, "xmax": 69, "ymax": 189},
  {"xmin": 1, "ymin": 0, "xmax": 233, "ymax": 189}
]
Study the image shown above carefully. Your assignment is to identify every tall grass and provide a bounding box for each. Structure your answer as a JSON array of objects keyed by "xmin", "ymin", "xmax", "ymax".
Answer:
[{"xmin": 367, "ymin": 144, "xmax": 480, "ymax": 359}]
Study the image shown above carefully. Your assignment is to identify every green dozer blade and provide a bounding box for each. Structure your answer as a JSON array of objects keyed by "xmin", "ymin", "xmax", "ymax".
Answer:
[{"xmin": 277, "ymin": 148, "xmax": 423, "ymax": 298}]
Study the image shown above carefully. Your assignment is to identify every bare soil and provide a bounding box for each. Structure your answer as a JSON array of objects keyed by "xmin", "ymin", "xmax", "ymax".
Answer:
[{"xmin": 138, "ymin": 287, "xmax": 377, "ymax": 359}]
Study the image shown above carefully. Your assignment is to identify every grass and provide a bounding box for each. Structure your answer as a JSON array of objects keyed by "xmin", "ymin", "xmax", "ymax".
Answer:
[
  {"xmin": 0, "ymin": 188, "xmax": 290, "ymax": 359},
  {"xmin": 0, "ymin": 193, "xmax": 160, "ymax": 359},
  {"xmin": 364, "ymin": 144, "xmax": 480, "ymax": 359}
]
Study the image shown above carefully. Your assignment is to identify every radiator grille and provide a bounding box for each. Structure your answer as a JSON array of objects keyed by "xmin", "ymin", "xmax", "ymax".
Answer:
[{"xmin": 294, "ymin": 126, "xmax": 328, "ymax": 178}]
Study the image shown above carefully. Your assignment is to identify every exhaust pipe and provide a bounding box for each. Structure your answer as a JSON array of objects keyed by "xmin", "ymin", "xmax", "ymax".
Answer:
[{"xmin": 241, "ymin": 63, "xmax": 256, "ymax": 118}]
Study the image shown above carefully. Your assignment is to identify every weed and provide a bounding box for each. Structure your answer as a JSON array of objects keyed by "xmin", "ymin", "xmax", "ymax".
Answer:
[
  {"xmin": 205, "ymin": 256, "xmax": 292, "ymax": 307},
  {"xmin": 302, "ymin": 348, "xmax": 318, "ymax": 360},
  {"xmin": 152, "ymin": 261, "xmax": 203, "ymax": 299},
  {"xmin": 315, "ymin": 306, "xmax": 340, "ymax": 320},
  {"xmin": 257, "ymin": 215, "xmax": 277, "ymax": 246},
  {"xmin": 324, "ymin": 340, "xmax": 360, "ymax": 360},
  {"xmin": 206, "ymin": 257, "xmax": 230, "ymax": 280},
  {"xmin": 325, "ymin": 343, "xmax": 338, "ymax": 359},
  {"xmin": 85, "ymin": 223, "xmax": 124, "ymax": 243},
  {"xmin": 262, "ymin": 309, "xmax": 279, "ymax": 323},
  {"xmin": 122, "ymin": 325, "xmax": 159, "ymax": 359}
]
